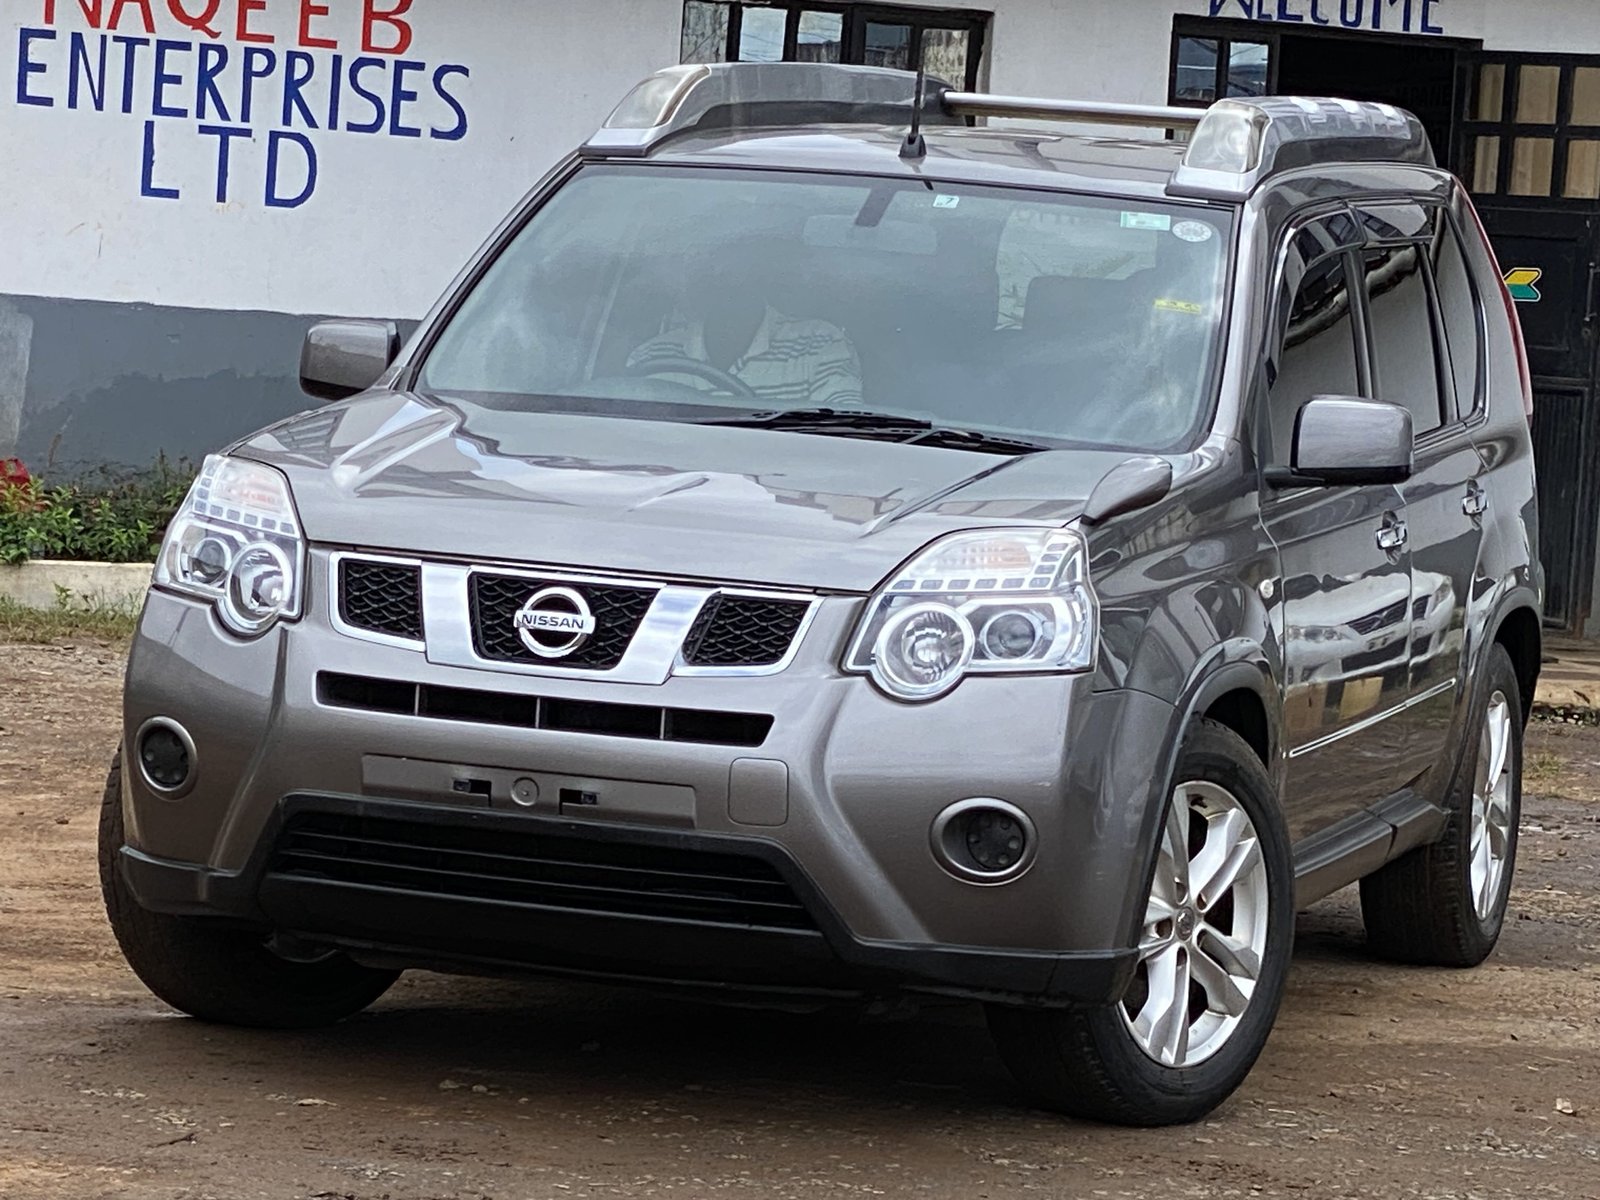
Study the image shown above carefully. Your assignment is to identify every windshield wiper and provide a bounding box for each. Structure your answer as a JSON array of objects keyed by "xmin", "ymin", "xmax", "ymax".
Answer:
[
  {"xmin": 697, "ymin": 407, "xmax": 934, "ymax": 432},
  {"xmin": 698, "ymin": 408, "xmax": 1048, "ymax": 455},
  {"xmin": 903, "ymin": 427, "xmax": 1048, "ymax": 455}
]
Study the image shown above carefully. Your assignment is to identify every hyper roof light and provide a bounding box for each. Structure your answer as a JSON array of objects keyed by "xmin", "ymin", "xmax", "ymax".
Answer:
[
  {"xmin": 580, "ymin": 62, "xmax": 957, "ymax": 159},
  {"xmin": 1181, "ymin": 101, "xmax": 1268, "ymax": 174},
  {"xmin": 1170, "ymin": 96, "xmax": 1434, "ymax": 201}
]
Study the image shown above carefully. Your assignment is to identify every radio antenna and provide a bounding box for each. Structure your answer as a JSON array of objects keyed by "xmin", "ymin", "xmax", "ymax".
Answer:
[{"xmin": 899, "ymin": 68, "xmax": 927, "ymax": 160}]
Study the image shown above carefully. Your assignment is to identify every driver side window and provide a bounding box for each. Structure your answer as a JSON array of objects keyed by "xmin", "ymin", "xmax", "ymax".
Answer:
[{"xmin": 1268, "ymin": 252, "xmax": 1361, "ymax": 466}]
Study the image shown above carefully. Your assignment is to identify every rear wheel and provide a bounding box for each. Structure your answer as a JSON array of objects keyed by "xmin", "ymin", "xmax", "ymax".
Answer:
[
  {"xmin": 1360, "ymin": 643, "xmax": 1522, "ymax": 966},
  {"xmin": 99, "ymin": 750, "xmax": 399, "ymax": 1028},
  {"xmin": 987, "ymin": 720, "xmax": 1293, "ymax": 1125}
]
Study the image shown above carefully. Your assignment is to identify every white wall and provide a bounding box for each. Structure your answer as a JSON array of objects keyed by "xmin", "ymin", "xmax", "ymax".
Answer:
[
  {"xmin": 1, "ymin": 0, "xmax": 681, "ymax": 319},
  {"xmin": 6, "ymin": 0, "xmax": 1600, "ymax": 325}
]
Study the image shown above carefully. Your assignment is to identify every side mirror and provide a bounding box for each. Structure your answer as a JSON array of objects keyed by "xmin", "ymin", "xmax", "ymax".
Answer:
[
  {"xmin": 299, "ymin": 319, "xmax": 400, "ymax": 402},
  {"xmin": 1268, "ymin": 396, "xmax": 1414, "ymax": 488}
]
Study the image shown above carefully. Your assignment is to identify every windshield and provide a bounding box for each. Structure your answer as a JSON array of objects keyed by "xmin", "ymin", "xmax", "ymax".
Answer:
[{"xmin": 418, "ymin": 166, "xmax": 1234, "ymax": 451}]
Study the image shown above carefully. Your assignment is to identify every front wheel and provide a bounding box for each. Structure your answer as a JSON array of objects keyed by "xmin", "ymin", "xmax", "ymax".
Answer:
[
  {"xmin": 99, "ymin": 750, "xmax": 399, "ymax": 1028},
  {"xmin": 987, "ymin": 720, "xmax": 1294, "ymax": 1125}
]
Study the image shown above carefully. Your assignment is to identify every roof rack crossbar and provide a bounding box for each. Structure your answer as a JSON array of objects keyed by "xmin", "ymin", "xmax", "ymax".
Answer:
[{"xmin": 939, "ymin": 92, "xmax": 1203, "ymax": 131}]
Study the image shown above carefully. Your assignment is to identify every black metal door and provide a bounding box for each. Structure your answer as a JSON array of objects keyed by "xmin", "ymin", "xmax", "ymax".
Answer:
[{"xmin": 1459, "ymin": 54, "xmax": 1600, "ymax": 631}]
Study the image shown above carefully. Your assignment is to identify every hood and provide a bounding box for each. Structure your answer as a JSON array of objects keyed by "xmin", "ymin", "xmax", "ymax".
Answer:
[{"xmin": 236, "ymin": 392, "xmax": 1143, "ymax": 592}]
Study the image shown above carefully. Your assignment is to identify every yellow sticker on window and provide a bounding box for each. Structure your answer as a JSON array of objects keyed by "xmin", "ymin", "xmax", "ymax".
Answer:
[{"xmin": 1154, "ymin": 298, "xmax": 1204, "ymax": 315}]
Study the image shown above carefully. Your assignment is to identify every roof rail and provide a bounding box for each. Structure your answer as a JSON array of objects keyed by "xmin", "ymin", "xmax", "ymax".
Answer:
[
  {"xmin": 582, "ymin": 62, "xmax": 958, "ymax": 158},
  {"xmin": 1168, "ymin": 96, "xmax": 1434, "ymax": 200},
  {"xmin": 583, "ymin": 65, "xmax": 1436, "ymax": 199},
  {"xmin": 940, "ymin": 92, "xmax": 1202, "ymax": 130}
]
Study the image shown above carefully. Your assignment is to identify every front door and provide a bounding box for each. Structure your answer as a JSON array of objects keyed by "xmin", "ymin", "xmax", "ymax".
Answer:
[
  {"xmin": 1458, "ymin": 54, "xmax": 1600, "ymax": 631},
  {"xmin": 1260, "ymin": 232, "xmax": 1414, "ymax": 843}
]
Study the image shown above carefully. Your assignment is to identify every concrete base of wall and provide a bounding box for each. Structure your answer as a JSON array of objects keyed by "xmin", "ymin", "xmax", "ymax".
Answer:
[{"xmin": 0, "ymin": 561, "xmax": 152, "ymax": 612}]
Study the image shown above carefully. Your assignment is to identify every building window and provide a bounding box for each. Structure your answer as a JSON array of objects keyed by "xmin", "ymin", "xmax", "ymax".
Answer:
[
  {"xmin": 680, "ymin": 3, "xmax": 988, "ymax": 91},
  {"xmin": 1461, "ymin": 58, "xmax": 1600, "ymax": 199},
  {"xmin": 1170, "ymin": 32, "xmax": 1270, "ymax": 107}
]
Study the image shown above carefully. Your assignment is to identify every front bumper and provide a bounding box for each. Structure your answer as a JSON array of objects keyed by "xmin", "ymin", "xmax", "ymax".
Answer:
[
  {"xmin": 119, "ymin": 559, "xmax": 1179, "ymax": 1004},
  {"xmin": 119, "ymin": 794, "xmax": 1137, "ymax": 1004}
]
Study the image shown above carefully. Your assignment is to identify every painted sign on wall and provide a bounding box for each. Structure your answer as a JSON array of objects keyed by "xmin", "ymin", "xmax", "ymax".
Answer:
[
  {"xmin": 1206, "ymin": 0, "xmax": 1447, "ymax": 35},
  {"xmin": 11, "ymin": 1, "xmax": 470, "ymax": 208}
]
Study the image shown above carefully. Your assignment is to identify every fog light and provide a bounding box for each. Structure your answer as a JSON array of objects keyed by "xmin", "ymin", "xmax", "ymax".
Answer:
[
  {"xmin": 930, "ymin": 798, "xmax": 1037, "ymax": 884},
  {"xmin": 135, "ymin": 718, "xmax": 197, "ymax": 797},
  {"xmin": 965, "ymin": 809, "xmax": 1026, "ymax": 870}
]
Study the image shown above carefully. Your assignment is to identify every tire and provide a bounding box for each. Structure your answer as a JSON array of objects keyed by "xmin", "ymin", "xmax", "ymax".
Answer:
[
  {"xmin": 99, "ymin": 749, "xmax": 399, "ymax": 1028},
  {"xmin": 1360, "ymin": 643, "xmax": 1522, "ymax": 967},
  {"xmin": 986, "ymin": 719, "xmax": 1295, "ymax": 1126}
]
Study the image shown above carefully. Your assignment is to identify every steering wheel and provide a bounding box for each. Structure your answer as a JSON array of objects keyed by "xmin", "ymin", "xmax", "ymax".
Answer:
[{"xmin": 622, "ymin": 356, "xmax": 757, "ymax": 400}]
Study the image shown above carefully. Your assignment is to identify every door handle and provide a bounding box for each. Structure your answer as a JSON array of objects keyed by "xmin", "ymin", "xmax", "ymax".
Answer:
[
  {"xmin": 1376, "ymin": 515, "xmax": 1408, "ymax": 552},
  {"xmin": 1463, "ymin": 481, "xmax": 1488, "ymax": 518}
]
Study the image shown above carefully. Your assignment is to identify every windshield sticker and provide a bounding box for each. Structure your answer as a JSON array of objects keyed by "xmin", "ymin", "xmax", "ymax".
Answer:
[
  {"xmin": 932, "ymin": 194, "xmax": 960, "ymax": 209},
  {"xmin": 1155, "ymin": 298, "xmax": 1205, "ymax": 316},
  {"xmin": 1172, "ymin": 221, "xmax": 1215, "ymax": 244},
  {"xmin": 1120, "ymin": 212, "xmax": 1172, "ymax": 231}
]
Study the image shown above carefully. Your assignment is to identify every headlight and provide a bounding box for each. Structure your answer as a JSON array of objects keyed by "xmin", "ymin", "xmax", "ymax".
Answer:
[
  {"xmin": 1298, "ymin": 625, "xmax": 1342, "ymax": 644},
  {"xmin": 846, "ymin": 528, "xmax": 1097, "ymax": 702},
  {"xmin": 154, "ymin": 455, "xmax": 305, "ymax": 636}
]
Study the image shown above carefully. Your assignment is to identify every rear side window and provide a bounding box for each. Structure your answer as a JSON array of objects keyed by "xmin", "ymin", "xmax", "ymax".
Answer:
[
  {"xmin": 1431, "ymin": 218, "xmax": 1484, "ymax": 418},
  {"xmin": 1269, "ymin": 253, "xmax": 1360, "ymax": 465},
  {"xmin": 1363, "ymin": 245, "xmax": 1445, "ymax": 437}
]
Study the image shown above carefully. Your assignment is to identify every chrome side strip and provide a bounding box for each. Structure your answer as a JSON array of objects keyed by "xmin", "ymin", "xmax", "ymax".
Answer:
[{"xmin": 1287, "ymin": 679, "xmax": 1457, "ymax": 759}]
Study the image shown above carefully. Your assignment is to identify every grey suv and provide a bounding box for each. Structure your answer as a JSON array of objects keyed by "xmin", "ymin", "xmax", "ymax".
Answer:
[{"xmin": 101, "ymin": 64, "xmax": 1542, "ymax": 1125}]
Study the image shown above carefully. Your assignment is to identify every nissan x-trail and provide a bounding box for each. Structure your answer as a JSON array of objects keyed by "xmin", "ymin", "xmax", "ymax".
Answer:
[{"xmin": 102, "ymin": 63, "xmax": 1543, "ymax": 1125}]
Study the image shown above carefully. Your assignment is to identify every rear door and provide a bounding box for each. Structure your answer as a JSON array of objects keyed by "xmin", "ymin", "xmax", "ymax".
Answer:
[
  {"xmin": 1352, "ymin": 202, "xmax": 1484, "ymax": 789},
  {"xmin": 1259, "ymin": 213, "xmax": 1413, "ymax": 843}
]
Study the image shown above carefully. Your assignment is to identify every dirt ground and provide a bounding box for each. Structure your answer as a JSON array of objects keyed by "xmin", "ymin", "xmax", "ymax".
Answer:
[{"xmin": 1, "ymin": 640, "xmax": 1596, "ymax": 1200}]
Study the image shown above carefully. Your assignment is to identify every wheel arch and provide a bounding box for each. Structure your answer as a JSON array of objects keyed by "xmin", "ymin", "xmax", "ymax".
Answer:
[
  {"xmin": 1116, "ymin": 644, "xmax": 1282, "ymax": 950},
  {"xmin": 1177, "ymin": 648, "xmax": 1282, "ymax": 774},
  {"xmin": 1490, "ymin": 602, "xmax": 1542, "ymax": 724}
]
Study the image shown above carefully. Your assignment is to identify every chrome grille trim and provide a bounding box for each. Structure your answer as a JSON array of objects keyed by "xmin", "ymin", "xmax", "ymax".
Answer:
[
  {"xmin": 328, "ymin": 552, "xmax": 819, "ymax": 682},
  {"xmin": 328, "ymin": 551, "xmax": 426, "ymax": 651}
]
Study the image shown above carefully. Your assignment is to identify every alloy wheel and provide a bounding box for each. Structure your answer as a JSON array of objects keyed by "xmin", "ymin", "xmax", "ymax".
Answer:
[
  {"xmin": 1121, "ymin": 781, "xmax": 1270, "ymax": 1068},
  {"xmin": 1470, "ymin": 691, "xmax": 1516, "ymax": 922}
]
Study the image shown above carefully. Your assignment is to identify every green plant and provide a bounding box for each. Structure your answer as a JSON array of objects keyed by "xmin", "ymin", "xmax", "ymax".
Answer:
[
  {"xmin": 0, "ymin": 457, "xmax": 191, "ymax": 565},
  {"xmin": 0, "ymin": 595, "xmax": 138, "ymax": 644}
]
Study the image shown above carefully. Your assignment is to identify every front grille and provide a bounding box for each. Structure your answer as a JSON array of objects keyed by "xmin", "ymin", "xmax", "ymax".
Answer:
[
  {"xmin": 317, "ymin": 672, "xmax": 773, "ymax": 747},
  {"xmin": 269, "ymin": 810, "xmax": 816, "ymax": 930},
  {"xmin": 1348, "ymin": 598, "xmax": 1408, "ymax": 636},
  {"xmin": 681, "ymin": 595, "xmax": 812, "ymax": 668},
  {"xmin": 339, "ymin": 559, "xmax": 423, "ymax": 641},
  {"xmin": 471, "ymin": 573, "xmax": 655, "ymax": 669}
]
